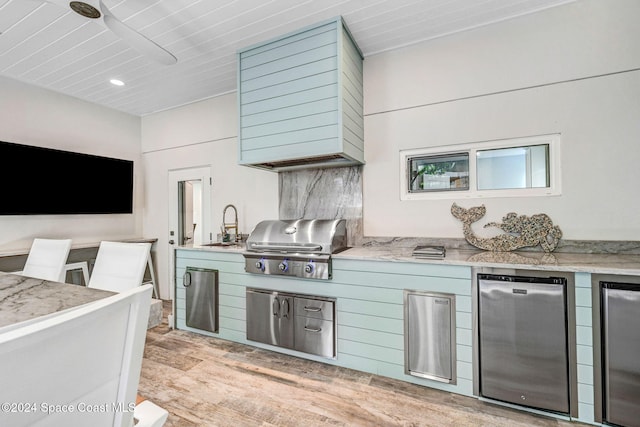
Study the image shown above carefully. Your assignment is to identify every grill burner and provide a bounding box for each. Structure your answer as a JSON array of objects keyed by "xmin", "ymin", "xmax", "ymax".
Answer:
[{"xmin": 243, "ymin": 219, "xmax": 347, "ymax": 280}]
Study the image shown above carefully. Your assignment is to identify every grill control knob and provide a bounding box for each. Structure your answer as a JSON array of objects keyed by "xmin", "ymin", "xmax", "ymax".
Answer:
[
  {"xmin": 278, "ymin": 260, "xmax": 289, "ymax": 272},
  {"xmin": 255, "ymin": 259, "xmax": 265, "ymax": 272},
  {"xmin": 304, "ymin": 262, "xmax": 314, "ymax": 274}
]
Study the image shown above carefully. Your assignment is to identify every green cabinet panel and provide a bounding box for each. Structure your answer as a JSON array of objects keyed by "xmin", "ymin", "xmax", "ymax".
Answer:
[
  {"xmin": 338, "ymin": 339, "xmax": 404, "ymax": 365},
  {"xmin": 174, "ymin": 248, "xmax": 473, "ymax": 397},
  {"xmin": 220, "ymin": 294, "xmax": 244, "ymax": 310},
  {"xmin": 237, "ymin": 17, "xmax": 364, "ymax": 171},
  {"xmin": 337, "ymin": 298, "xmax": 403, "ymax": 319},
  {"xmin": 338, "ymin": 311, "xmax": 403, "ymax": 335},
  {"xmin": 333, "ymin": 270, "xmax": 471, "ymax": 297},
  {"xmin": 333, "ymin": 258, "xmax": 471, "ymax": 278},
  {"xmin": 339, "ymin": 325, "xmax": 404, "ymax": 350}
]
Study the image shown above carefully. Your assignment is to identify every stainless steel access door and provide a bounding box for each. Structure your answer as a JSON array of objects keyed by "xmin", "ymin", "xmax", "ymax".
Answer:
[
  {"xmin": 184, "ymin": 267, "xmax": 218, "ymax": 333},
  {"xmin": 602, "ymin": 282, "xmax": 640, "ymax": 427},
  {"xmin": 478, "ymin": 274, "xmax": 569, "ymax": 414},
  {"xmin": 404, "ymin": 291, "xmax": 456, "ymax": 383},
  {"xmin": 246, "ymin": 289, "xmax": 294, "ymax": 349}
]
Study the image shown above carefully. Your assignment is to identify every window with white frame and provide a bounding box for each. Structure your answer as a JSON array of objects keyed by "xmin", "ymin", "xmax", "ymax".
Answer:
[{"xmin": 400, "ymin": 134, "xmax": 561, "ymax": 200}]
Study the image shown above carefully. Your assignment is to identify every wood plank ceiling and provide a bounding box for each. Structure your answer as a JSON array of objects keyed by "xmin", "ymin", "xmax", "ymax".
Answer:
[{"xmin": 0, "ymin": 0, "xmax": 575, "ymax": 116}]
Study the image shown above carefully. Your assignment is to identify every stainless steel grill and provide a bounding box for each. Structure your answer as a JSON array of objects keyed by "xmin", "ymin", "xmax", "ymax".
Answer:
[{"xmin": 243, "ymin": 219, "xmax": 347, "ymax": 280}]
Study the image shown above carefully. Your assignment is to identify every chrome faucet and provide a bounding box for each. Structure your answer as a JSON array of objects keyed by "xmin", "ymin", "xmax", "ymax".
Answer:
[{"xmin": 222, "ymin": 204, "xmax": 239, "ymax": 242}]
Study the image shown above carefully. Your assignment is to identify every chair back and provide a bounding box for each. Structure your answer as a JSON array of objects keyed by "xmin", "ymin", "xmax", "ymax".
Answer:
[
  {"xmin": 22, "ymin": 238, "xmax": 72, "ymax": 282},
  {"xmin": 134, "ymin": 400, "xmax": 169, "ymax": 427},
  {"xmin": 89, "ymin": 241, "xmax": 152, "ymax": 293},
  {"xmin": 0, "ymin": 284, "xmax": 153, "ymax": 427}
]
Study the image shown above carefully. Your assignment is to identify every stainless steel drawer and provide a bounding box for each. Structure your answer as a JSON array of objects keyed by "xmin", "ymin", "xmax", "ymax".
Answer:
[
  {"xmin": 294, "ymin": 316, "xmax": 335, "ymax": 358},
  {"xmin": 294, "ymin": 297, "xmax": 334, "ymax": 321}
]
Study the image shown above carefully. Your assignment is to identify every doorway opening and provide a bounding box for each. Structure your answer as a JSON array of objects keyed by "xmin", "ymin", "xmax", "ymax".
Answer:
[
  {"xmin": 178, "ymin": 179, "xmax": 203, "ymax": 246},
  {"xmin": 168, "ymin": 167, "xmax": 212, "ymax": 304}
]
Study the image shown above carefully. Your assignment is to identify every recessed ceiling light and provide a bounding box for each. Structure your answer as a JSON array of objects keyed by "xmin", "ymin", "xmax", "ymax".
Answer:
[{"xmin": 110, "ymin": 79, "xmax": 125, "ymax": 86}]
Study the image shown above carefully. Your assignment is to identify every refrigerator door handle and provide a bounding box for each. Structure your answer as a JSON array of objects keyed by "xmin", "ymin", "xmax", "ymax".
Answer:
[{"xmin": 183, "ymin": 271, "xmax": 192, "ymax": 287}]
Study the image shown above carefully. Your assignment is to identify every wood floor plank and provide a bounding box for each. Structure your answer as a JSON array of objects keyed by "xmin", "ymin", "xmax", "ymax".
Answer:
[{"xmin": 139, "ymin": 302, "xmax": 586, "ymax": 427}]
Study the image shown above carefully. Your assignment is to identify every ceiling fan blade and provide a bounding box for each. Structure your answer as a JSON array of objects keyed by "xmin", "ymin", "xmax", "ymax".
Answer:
[
  {"xmin": 102, "ymin": 14, "xmax": 177, "ymax": 65},
  {"xmin": 98, "ymin": 1, "xmax": 177, "ymax": 65},
  {"xmin": 37, "ymin": 0, "xmax": 177, "ymax": 65}
]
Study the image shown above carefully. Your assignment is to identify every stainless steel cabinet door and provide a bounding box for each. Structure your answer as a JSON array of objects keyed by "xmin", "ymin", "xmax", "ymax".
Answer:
[
  {"xmin": 602, "ymin": 283, "xmax": 640, "ymax": 427},
  {"xmin": 246, "ymin": 289, "xmax": 294, "ymax": 349},
  {"xmin": 405, "ymin": 292, "xmax": 455, "ymax": 383},
  {"xmin": 479, "ymin": 276, "xmax": 569, "ymax": 414},
  {"xmin": 184, "ymin": 268, "xmax": 218, "ymax": 333}
]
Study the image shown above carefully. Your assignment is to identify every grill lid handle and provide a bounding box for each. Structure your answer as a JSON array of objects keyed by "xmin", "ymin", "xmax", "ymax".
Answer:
[{"xmin": 248, "ymin": 243, "xmax": 323, "ymax": 252}]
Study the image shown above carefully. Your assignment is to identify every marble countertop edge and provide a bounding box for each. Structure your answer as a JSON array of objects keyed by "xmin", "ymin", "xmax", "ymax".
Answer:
[
  {"xmin": 333, "ymin": 247, "xmax": 640, "ymax": 275},
  {"xmin": 179, "ymin": 243, "xmax": 640, "ymax": 275}
]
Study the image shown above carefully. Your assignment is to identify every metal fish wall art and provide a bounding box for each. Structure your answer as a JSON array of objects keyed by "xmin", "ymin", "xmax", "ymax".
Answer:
[{"xmin": 451, "ymin": 203, "xmax": 562, "ymax": 252}]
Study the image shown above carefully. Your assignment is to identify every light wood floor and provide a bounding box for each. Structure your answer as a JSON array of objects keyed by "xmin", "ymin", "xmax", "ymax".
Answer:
[{"xmin": 138, "ymin": 302, "xmax": 585, "ymax": 427}]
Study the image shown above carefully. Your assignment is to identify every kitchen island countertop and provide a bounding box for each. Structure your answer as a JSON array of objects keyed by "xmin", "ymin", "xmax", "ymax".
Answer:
[
  {"xmin": 0, "ymin": 272, "xmax": 114, "ymax": 329},
  {"xmin": 182, "ymin": 242, "xmax": 640, "ymax": 275}
]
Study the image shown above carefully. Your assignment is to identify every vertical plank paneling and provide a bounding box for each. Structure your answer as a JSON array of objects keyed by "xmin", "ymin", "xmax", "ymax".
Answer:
[{"xmin": 340, "ymin": 28, "xmax": 364, "ymax": 155}]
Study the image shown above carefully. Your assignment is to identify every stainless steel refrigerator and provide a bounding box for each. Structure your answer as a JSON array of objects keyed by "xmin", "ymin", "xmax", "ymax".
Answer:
[
  {"xmin": 601, "ymin": 282, "xmax": 640, "ymax": 427},
  {"xmin": 478, "ymin": 273, "xmax": 570, "ymax": 414}
]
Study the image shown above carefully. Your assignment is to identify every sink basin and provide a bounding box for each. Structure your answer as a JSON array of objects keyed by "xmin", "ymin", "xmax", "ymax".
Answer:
[{"xmin": 201, "ymin": 242, "xmax": 239, "ymax": 248}]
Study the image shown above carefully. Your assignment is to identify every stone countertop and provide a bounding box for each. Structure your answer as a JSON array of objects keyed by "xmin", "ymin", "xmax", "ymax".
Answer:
[
  {"xmin": 181, "ymin": 243, "xmax": 640, "ymax": 275},
  {"xmin": 0, "ymin": 272, "xmax": 114, "ymax": 329},
  {"xmin": 181, "ymin": 243, "xmax": 247, "ymax": 254},
  {"xmin": 334, "ymin": 246, "xmax": 640, "ymax": 275}
]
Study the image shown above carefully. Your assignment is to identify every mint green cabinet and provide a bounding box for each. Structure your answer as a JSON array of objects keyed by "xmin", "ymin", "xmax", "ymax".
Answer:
[
  {"xmin": 174, "ymin": 248, "xmax": 473, "ymax": 397},
  {"xmin": 331, "ymin": 259, "xmax": 473, "ymax": 396},
  {"xmin": 237, "ymin": 17, "xmax": 364, "ymax": 170},
  {"xmin": 174, "ymin": 249, "xmax": 246, "ymax": 342}
]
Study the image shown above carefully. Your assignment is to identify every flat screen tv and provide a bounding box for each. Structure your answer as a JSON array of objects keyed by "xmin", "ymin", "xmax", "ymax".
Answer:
[{"xmin": 0, "ymin": 140, "xmax": 134, "ymax": 215}]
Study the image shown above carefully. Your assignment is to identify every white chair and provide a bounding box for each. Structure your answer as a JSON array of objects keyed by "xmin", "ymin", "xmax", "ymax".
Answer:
[
  {"xmin": 0, "ymin": 284, "xmax": 153, "ymax": 427},
  {"xmin": 88, "ymin": 241, "xmax": 152, "ymax": 293},
  {"xmin": 19, "ymin": 238, "xmax": 72, "ymax": 282},
  {"xmin": 134, "ymin": 400, "xmax": 169, "ymax": 427}
]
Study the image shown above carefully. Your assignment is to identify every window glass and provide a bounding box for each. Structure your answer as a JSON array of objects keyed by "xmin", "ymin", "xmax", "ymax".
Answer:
[
  {"xmin": 400, "ymin": 134, "xmax": 560, "ymax": 200},
  {"xmin": 476, "ymin": 144, "xmax": 549, "ymax": 190},
  {"xmin": 408, "ymin": 153, "xmax": 469, "ymax": 192}
]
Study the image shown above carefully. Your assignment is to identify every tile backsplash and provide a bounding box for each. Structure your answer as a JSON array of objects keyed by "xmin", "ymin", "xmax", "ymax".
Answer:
[{"xmin": 279, "ymin": 166, "xmax": 363, "ymax": 246}]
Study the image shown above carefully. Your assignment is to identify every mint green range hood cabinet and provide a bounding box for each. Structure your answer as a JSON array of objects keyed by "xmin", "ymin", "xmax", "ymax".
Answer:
[{"xmin": 237, "ymin": 17, "xmax": 364, "ymax": 171}]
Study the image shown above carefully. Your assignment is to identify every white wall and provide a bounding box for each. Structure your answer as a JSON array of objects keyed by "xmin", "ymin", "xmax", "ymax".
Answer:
[
  {"xmin": 141, "ymin": 93, "xmax": 279, "ymax": 299},
  {"xmin": 0, "ymin": 76, "xmax": 143, "ymax": 252},
  {"xmin": 362, "ymin": 0, "xmax": 640, "ymax": 240}
]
